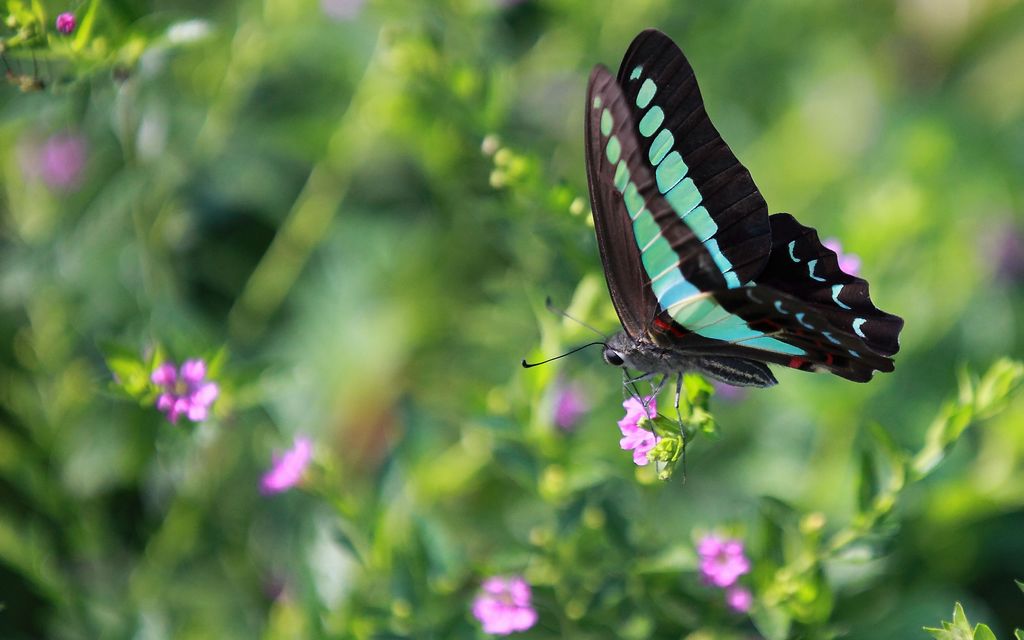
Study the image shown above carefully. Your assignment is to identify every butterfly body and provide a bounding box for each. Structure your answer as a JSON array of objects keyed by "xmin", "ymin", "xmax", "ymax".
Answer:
[
  {"xmin": 585, "ymin": 30, "xmax": 903, "ymax": 386},
  {"xmin": 603, "ymin": 330, "xmax": 778, "ymax": 387}
]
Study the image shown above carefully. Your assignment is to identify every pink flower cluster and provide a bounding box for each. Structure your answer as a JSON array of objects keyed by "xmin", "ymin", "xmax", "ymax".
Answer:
[
  {"xmin": 151, "ymin": 359, "xmax": 219, "ymax": 424},
  {"xmin": 142, "ymin": 356, "xmax": 318, "ymax": 496},
  {"xmin": 698, "ymin": 535, "xmax": 753, "ymax": 613},
  {"xmin": 471, "ymin": 576, "xmax": 537, "ymax": 635},
  {"xmin": 618, "ymin": 396, "xmax": 659, "ymax": 466}
]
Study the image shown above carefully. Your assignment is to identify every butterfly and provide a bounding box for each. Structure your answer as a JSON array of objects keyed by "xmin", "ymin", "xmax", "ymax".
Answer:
[{"xmin": 584, "ymin": 29, "xmax": 903, "ymax": 393}]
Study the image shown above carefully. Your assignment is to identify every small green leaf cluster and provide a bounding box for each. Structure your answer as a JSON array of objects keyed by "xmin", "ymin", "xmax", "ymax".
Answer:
[{"xmin": 925, "ymin": 584, "xmax": 1024, "ymax": 640}]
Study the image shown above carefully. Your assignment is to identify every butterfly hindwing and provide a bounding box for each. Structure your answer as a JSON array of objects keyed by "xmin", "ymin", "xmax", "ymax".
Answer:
[
  {"xmin": 756, "ymin": 213, "xmax": 903, "ymax": 357},
  {"xmin": 651, "ymin": 285, "xmax": 894, "ymax": 382},
  {"xmin": 615, "ymin": 29, "xmax": 773, "ymax": 288}
]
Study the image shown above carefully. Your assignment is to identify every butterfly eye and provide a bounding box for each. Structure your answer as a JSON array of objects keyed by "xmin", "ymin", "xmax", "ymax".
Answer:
[{"xmin": 603, "ymin": 350, "xmax": 625, "ymax": 367}]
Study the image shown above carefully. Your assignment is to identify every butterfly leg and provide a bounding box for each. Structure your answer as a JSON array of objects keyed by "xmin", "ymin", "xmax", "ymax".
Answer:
[
  {"xmin": 623, "ymin": 370, "xmax": 654, "ymax": 401},
  {"xmin": 622, "ymin": 371, "xmax": 662, "ymax": 418},
  {"xmin": 650, "ymin": 373, "xmax": 668, "ymax": 407},
  {"xmin": 673, "ymin": 373, "xmax": 683, "ymax": 427},
  {"xmin": 624, "ymin": 371, "xmax": 656, "ymax": 385},
  {"xmin": 622, "ymin": 370, "xmax": 644, "ymax": 409},
  {"xmin": 675, "ymin": 372, "xmax": 687, "ymax": 480}
]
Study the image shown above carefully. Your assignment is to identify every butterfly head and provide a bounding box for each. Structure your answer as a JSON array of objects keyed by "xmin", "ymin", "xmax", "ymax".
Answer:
[{"xmin": 602, "ymin": 331, "xmax": 642, "ymax": 369}]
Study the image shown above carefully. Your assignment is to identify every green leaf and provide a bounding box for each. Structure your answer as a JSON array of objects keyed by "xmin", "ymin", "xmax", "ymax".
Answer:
[
  {"xmin": 634, "ymin": 544, "xmax": 698, "ymax": 574},
  {"xmin": 1014, "ymin": 630, "xmax": 1023, "ymax": 640},
  {"xmin": 974, "ymin": 358, "xmax": 1024, "ymax": 418},
  {"xmin": 925, "ymin": 603, "xmax": 978, "ymax": 640},
  {"xmin": 71, "ymin": 0, "xmax": 100, "ymax": 51},
  {"xmin": 205, "ymin": 346, "xmax": 230, "ymax": 380},
  {"xmin": 973, "ymin": 624, "xmax": 996, "ymax": 640},
  {"xmin": 952, "ymin": 602, "xmax": 969, "ymax": 628},
  {"xmin": 1015, "ymin": 579, "xmax": 1024, "ymax": 594},
  {"xmin": 751, "ymin": 604, "xmax": 792, "ymax": 640},
  {"xmin": 683, "ymin": 372, "xmax": 714, "ymax": 403},
  {"xmin": 913, "ymin": 359, "xmax": 1024, "ymax": 480},
  {"xmin": 857, "ymin": 449, "xmax": 878, "ymax": 513},
  {"xmin": 100, "ymin": 340, "xmax": 150, "ymax": 399}
]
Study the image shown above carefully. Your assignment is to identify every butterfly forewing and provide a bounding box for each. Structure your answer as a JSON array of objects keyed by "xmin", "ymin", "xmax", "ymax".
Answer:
[
  {"xmin": 615, "ymin": 29, "xmax": 773, "ymax": 288},
  {"xmin": 585, "ymin": 65, "xmax": 726, "ymax": 339}
]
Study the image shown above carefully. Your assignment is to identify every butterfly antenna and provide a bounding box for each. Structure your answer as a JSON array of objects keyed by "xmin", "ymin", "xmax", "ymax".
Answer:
[
  {"xmin": 545, "ymin": 296, "xmax": 607, "ymax": 340},
  {"xmin": 522, "ymin": 341, "xmax": 606, "ymax": 368}
]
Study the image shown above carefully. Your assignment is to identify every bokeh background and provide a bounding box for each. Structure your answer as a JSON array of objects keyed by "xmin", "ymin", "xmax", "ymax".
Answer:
[{"xmin": 2, "ymin": 0, "xmax": 1024, "ymax": 638}]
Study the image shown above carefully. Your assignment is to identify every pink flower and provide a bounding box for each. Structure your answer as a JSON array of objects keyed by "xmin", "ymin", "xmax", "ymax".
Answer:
[
  {"xmin": 553, "ymin": 380, "xmax": 589, "ymax": 430},
  {"xmin": 261, "ymin": 437, "xmax": 314, "ymax": 494},
  {"xmin": 726, "ymin": 586, "xmax": 753, "ymax": 613},
  {"xmin": 618, "ymin": 396, "xmax": 659, "ymax": 466},
  {"xmin": 471, "ymin": 576, "xmax": 538, "ymax": 636},
  {"xmin": 823, "ymin": 238, "xmax": 861, "ymax": 277},
  {"xmin": 55, "ymin": 12, "xmax": 76, "ymax": 34},
  {"xmin": 697, "ymin": 535, "xmax": 751, "ymax": 588},
  {"xmin": 21, "ymin": 133, "xmax": 88, "ymax": 190},
  {"xmin": 151, "ymin": 359, "xmax": 219, "ymax": 424}
]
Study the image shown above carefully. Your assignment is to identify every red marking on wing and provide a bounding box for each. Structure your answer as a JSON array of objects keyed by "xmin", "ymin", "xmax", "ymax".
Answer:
[{"xmin": 654, "ymin": 317, "xmax": 687, "ymax": 337}]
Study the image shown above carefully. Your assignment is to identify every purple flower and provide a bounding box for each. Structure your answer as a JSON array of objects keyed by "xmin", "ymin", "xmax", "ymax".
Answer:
[
  {"xmin": 697, "ymin": 535, "xmax": 751, "ymax": 588},
  {"xmin": 471, "ymin": 576, "xmax": 538, "ymax": 636},
  {"xmin": 553, "ymin": 379, "xmax": 589, "ymax": 430},
  {"xmin": 712, "ymin": 380, "xmax": 746, "ymax": 402},
  {"xmin": 21, "ymin": 133, "xmax": 88, "ymax": 190},
  {"xmin": 823, "ymin": 238, "xmax": 861, "ymax": 277},
  {"xmin": 261, "ymin": 437, "xmax": 313, "ymax": 495},
  {"xmin": 151, "ymin": 359, "xmax": 219, "ymax": 424},
  {"xmin": 618, "ymin": 396, "xmax": 659, "ymax": 466},
  {"xmin": 982, "ymin": 221, "xmax": 1024, "ymax": 284},
  {"xmin": 55, "ymin": 12, "xmax": 76, "ymax": 34},
  {"xmin": 726, "ymin": 586, "xmax": 753, "ymax": 613},
  {"xmin": 321, "ymin": 0, "xmax": 364, "ymax": 20}
]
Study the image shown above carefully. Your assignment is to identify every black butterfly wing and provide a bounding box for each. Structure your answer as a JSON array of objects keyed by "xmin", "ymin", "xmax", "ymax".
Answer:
[
  {"xmin": 615, "ymin": 29, "xmax": 772, "ymax": 287},
  {"xmin": 646, "ymin": 214, "xmax": 903, "ymax": 381},
  {"xmin": 585, "ymin": 65, "xmax": 726, "ymax": 340},
  {"xmin": 756, "ymin": 213, "xmax": 903, "ymax": 357},
  {"xmin": 651, "ymin": 284, "xmax": 895, "ymax": 382}
]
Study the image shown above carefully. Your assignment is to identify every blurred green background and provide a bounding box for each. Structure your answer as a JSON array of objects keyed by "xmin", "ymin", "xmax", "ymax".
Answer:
[{"xmin": 2, "ymin": 0, "xmax": 1024, "ymax": 638}]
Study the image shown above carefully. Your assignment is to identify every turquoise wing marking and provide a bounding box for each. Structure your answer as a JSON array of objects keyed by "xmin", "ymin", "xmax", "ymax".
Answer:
[
  {"xmin": 625, "ymin": 69, "xmax": 753, "ymax": 289},
  {"xmin": 655, "ymin": 152, "xmax": 687, "ymax": 193}
]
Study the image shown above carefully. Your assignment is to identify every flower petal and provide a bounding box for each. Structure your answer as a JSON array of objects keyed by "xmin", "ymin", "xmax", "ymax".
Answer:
[
  {"xmin": 156, "ymin": 393, "xmax": 175, "ymax": 411},
  {"xmin": 260, "ymin": 437, "xmax": 314, "ymax": 494},
  {"xmin": 191, "ymin": 382, "xmax": 219, "ymax": 407},
  {"xmin": 151, "ymin": 363, "xmax": 177, "ymax": 387},
  {"xmin": 726, "ymin": 586, "xmax": 753, "ymax": 613},
  {"xmin": 180, "ymin": 359, "xmax": 207, "ymax": 384},
  {"xmin": 187, "ymin": 404, "xmax": 209, "ymax": 422}
]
